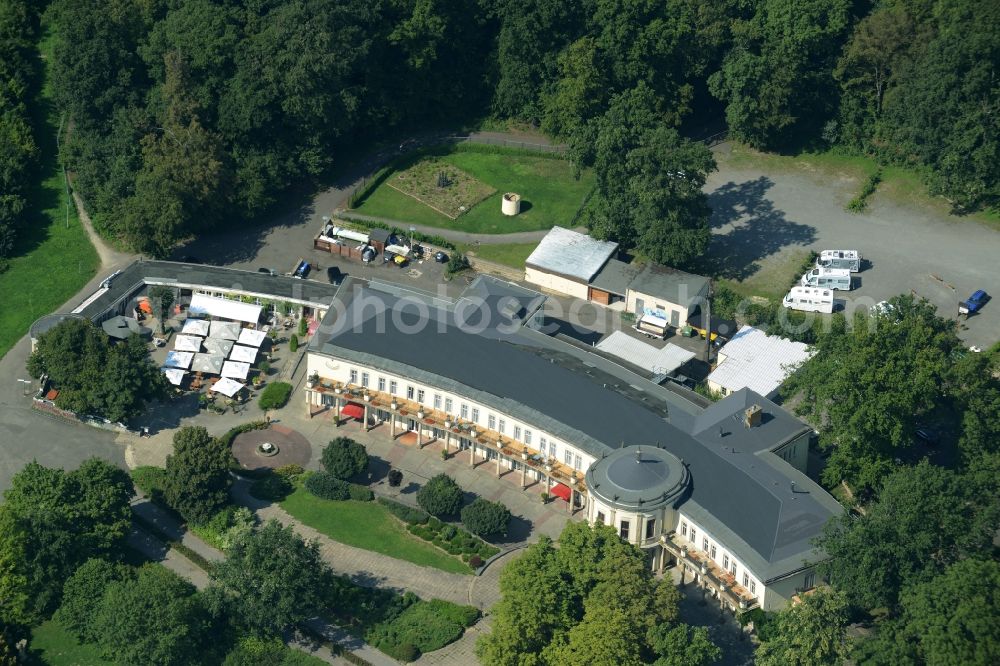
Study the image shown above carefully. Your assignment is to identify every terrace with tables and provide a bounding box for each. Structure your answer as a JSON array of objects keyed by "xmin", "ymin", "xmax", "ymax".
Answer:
[
  {"xmin": 304, "ymin": 379, "xmax": 587, "ymax": 514},
  {"xmin": 658, "ymin": 530, "xmax": 759, "ymax": 612}
]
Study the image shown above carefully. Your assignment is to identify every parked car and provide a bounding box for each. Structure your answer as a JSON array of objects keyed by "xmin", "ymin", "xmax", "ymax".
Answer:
[
  {"xmin": 257, "ymin": 267, "xmax": 277, "ymax": 276},
  {"xmin": 293, "ymin": 261, "xmax": 310, "ymax": 279},
  {"xmin": 958, "ymin": 289, "xmax": 989, "ymax": 315},
  {"xmin": 326, "ymin": 266, "xmax": 343, "ymax": 284},
  {"xmin": 915, "ymin": 425, "xmax": 941, "ymax": 446},
  {"xmin": 434, "ymin": 251, "xmax": 448, "ymax": 263}
]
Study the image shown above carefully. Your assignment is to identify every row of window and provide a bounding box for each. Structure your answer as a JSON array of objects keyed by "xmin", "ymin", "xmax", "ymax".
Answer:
[
  {"xmin": 680, "ymin": 520, "xmax": 757, "ymax": 595},
  {"xmin": 345, "ymin": 366, "xmax": 585, "ymax": 471}
]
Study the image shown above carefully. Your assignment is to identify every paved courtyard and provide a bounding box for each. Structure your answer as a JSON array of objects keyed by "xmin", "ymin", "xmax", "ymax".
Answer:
[{"xmin": 232, "ymin": 424, "xmax": 312, "ymax": 472}]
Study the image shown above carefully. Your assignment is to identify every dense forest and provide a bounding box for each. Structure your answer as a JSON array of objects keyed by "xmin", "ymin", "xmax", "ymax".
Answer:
[
  {"xmin": 0, "ymin": 0, "xmax": 39, "ymax": 270},
  {"xmin": 8, "ymin": 0, "xmax": 997, "ymax": 260}
]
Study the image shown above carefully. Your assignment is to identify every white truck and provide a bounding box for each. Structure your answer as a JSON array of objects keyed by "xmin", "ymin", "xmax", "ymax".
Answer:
[
  {"xmin": 816, "ymin": 250, "xmax": 861, "ymax": 272},
  {"xmin": 800, "ymin": 267, "xmax": 852, "ymax": 291},
  {"xmin": 783, "ymin": 286, "xmax": 834, "ymax": 313}
]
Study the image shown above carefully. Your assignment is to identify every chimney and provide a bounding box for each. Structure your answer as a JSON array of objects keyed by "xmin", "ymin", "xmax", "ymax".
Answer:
[{"xmin": 744, "ymin": 404, "xmax": 762, "ymax": 428}]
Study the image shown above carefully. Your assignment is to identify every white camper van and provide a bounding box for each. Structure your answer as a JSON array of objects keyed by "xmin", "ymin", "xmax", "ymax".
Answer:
[
  {"xmin": 816, "ymin": 250, "xmax": 861, "ymax": 272},
  {"xmin": 635, "ymin": 313, "xmax": 670, "ymax": 339},
  {"xmin": 800, "ymin": 267, "xmax": 852, "ymax": 290},
  {"xmin": 783, "ymin": 286, "xmax": 834, "ymax": 313}
]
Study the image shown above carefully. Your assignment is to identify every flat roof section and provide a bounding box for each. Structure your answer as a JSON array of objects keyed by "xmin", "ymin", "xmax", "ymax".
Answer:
[
  {"xmin": 525, "ymin": 226, "xmax": 618, "ymax": 283},
  {"xmin": 595, "ymin": 331, "xmax": 695, "ymax": 375},
  {"xmin": 708, "ymin": 326, "xmax": 814, "ymax": 397},
  {"xmin": 590, "ymin": 258, "xmax": 639, "ymax": 296}
]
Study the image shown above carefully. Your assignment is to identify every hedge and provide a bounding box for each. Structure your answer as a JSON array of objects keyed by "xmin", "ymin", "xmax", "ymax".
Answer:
[
  {"xmin": 250, "ymin": 473, "xmax": 294, "ymax": 501},
  {"xmin": 258, "ymin": 382, "xmax": 293, "ymax": 410},
  {"xmin": 377, "ymin": 497, "xmax": 429, "ymax": 525},
  {"xmin": 131, "ymin": 466, "xmax": 167, "ymax": 498},
  {"xmin": 219, "ymin": 420, "xmax": 269, "ymax": 447},
  {"xmin": 305, "ymin": 472, "xmax": 350, "ymax": 500}
]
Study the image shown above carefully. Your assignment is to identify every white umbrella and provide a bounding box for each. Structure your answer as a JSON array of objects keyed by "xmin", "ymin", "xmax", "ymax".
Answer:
[
  {"xmin": 229, "ymin": 344, "xmax": 258, "ymax": 363},
  {"xmin": 181, "ymin": 319, "xmax": 210, "ymax": 336},
  {"xmin": 161, "ymin": 368, "xmax": 187, "ymax": 386},
  {"xmin": 165, "ymin": 351, "xmax": 194, "ymax": 369},
  {"xmin": 221, "ymin": 361, "xmax": 250, "ymax": 380},
  {"xmin": 237, "ymin": 328, "xmax": 267, "ymax": 347},
  {"xmin": 209, "ymin": 320, "xmax": 241, "ymax": 340},
  {"xmin": 174, "ymin": 334, "xmax": 202, "ymax": 352},
  {"xmin": 211, "ymin": 377, "xmax": 245, "ymax": 397}
]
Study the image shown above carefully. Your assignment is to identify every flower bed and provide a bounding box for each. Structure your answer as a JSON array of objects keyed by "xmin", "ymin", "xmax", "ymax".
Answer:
[
  {"xmin": 326, "ymin": 577, "xmax": 479, "ymax": 662},
  {"xmin": 376, "ymin": 498, "xmax": 499, "ymax": 562}
]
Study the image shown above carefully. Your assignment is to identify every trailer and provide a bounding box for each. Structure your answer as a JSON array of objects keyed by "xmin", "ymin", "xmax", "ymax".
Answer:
[
  {"xmin": 816, "ymin": 250, "xmax": 861, "ymax": 272},
  {"xmin": 800, "ymin": 267, "xmax": 852, "ymax": 291},
  {"xmin": 783, "ymin": 286, "xmax": 834, "ymax": 313},
  {"xmin": 635, "ymin": 313, "xmax": 670, "ymax": 339}
]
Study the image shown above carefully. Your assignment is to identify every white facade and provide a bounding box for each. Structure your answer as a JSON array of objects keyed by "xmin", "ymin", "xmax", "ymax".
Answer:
[
  {"xmin": 305, "ymin": 352, "xmax": 598, "ymax": 477},
  {"xmin": 524, "ymin": 266, "xmax": 590, "ymax": 300}
]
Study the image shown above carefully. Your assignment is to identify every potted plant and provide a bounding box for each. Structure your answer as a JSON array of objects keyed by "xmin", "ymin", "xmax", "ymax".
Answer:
[
  {"xmin": 540, "ymin": 492, "xmax": 549, "ymax": 504},
  {"xmin": 440, "ymin": 450, "xmax": 449, "ymax": 461},
  {"xmin": 307, "ymin": 372, "xmax": 319, "ymax": 389}
]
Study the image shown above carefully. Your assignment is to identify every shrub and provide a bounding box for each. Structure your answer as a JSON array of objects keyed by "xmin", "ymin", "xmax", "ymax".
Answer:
[
  {"xmin": 258, "ymin": 382, "xmax": 292, "ymax": 410},
  {"xmin": 274, "ymin": 464, "xmax": 304, "ymax": 479},
  {"xmin": 378, "ymin": 497, "xmax": 429, "ymax": 524},
  {"xmin": 445, "ymin": 252, "xmax": 470, "ymax": 275},
  {"xmin": 460, "ymin": 498, "xmax": 511, "ymax": 537},
  {"xmin": 258, "ymin": 360, "xmax": 271, "ymax": 376},
  {"xmin": 417, "ymin": 474, "xmax": 463, "ymax": 516},
  {"xmin": 349, "ymin": 483, "xmax": 374, "ymax": 501},
  {"xmin": 131, "ymin": 466, "xmax": 167, "ymax": 499},
  {"xmin": 469, "ymin": 554, "xmax": 483, "ymax": 569},
  {"xmin": 388, "ymin": 469, "xmax": 403, "ymax": 487},
  {"xmin": 305, "ymin": 471, "xmax": 350, "ymax": 500},
  {"xmin": 250, "ymin": 472, "xmax": 294, "ymax": 502},
  {"xmin": 289, "ymin": 334, "xmax": 299, "ymax": 353},
  {"xmin": 321, "ymin": 437, "xmax": 369, "ymax": 479},
  {"xmin": 440, "ymin": 525, "xmax": 457, "ymax": 540},
  {"xmin": 383, "ymin": 642, "xmax": 419, "ymax": 662},
  {"xmin": 297, "ymin": 317, "xmax": 308, "ymax": 337}
]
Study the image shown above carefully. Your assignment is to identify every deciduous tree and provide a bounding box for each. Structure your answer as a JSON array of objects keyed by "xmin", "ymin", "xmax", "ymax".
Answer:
[
  {"xmin": 163, "ymin": 426, "xmax": 233, "ymax": 524},
  {"xmin": 754, "ymin": 588, "xmax": 850, "ymax": 666},
  {"xmin": 210, "ymin": 519, "xmax": 330, "ymax": 637}
]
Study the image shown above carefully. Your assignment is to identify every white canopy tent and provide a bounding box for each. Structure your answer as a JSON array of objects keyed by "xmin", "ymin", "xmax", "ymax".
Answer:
[
  {"xmin": 221, "ymin": 361, "xmax": 251, "ymax": 380},
  {"xmin": 161, "ymin": 368, "xmax": 187, "ymax": 386},
  {"xmin": 209, "ymin": 320, "xmax": 242, "ymax": 340},
  {"xmin": 164, "ymin": 351, "xmax": 194, "ymax": 369},
  {"xmin": 237, "ymin": 327, "xmax": 267, "ymax": 347},
  {"xmin": 229, "ymin": 344, "xmax": 258, "ymax": 363},
  {"xmin": 174, "ymin": 334, "xmax": 202, "ymax": 352},
  {"xmin": 191, "ymin": 353, "xmax": 225, "ymax": 375},
  {"xmin": 211, "ymin": 377, "xmax": 245, "ymax": 398},
  {"xmin": 189, "ymin": 293, "xmax": 262, "ymax": 324},
  {"xmin": 181, "ymin": 319, "xmax": 211, "ymax": 336},
  {"xmin": 202, "ymin": 337, "xmax": 235, "ymax": 357}
]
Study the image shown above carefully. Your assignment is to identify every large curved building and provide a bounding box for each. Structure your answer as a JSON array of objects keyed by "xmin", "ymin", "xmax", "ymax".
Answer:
[{"xmin": 307, "ymin": 276, "xmax": 843, "ymax": 612}]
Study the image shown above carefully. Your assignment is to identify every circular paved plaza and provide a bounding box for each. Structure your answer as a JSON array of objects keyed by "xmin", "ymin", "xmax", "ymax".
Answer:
[{"xmin": 232, "ymin": 425, "xmax": 312, "ymax": 471}]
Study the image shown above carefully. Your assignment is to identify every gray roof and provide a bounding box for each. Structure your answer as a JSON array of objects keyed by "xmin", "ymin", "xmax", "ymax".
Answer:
[
  {"xmin": 72, "ymin": 260, "xmax": 340, "ymax": 322},
  {"xmin": 590, "ymin": 258, "xmax": 640, "ymax": 296},
  {"xmin": 525, "ymin": 227, "xmax": 618, "ymax": 283},
  {"xmin": 101, "ymin": 316, "xmax": 152, "ymax": 340},
  {"xmin": 314, "ymin": 278, "xmax": 842, "ymax": 579},
  {"xmin": 628, "ymin": 263, "xmax": 710, "ymax": 307},
  {"xmin": 586, "ymin": 445, "xmax": 690, "ymax": 512}
]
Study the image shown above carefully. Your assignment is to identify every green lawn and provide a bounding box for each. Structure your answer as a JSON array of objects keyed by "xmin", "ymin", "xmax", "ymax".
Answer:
[
  {"xmin": 0, "ymin": 28, "xmax": 99, "ymax": 360},
  {"xmin": 30, "ymin": 620, "xmax": 112, "ymax": 666},
  {"xmin": 281, "ymin": 488, "xmax": 471, "ymax": 574},
  {"xmin": 466, "ymin": 242, "xmax": 539, "ymax": 268},
  {"xmin": 355, "ymin": 149, "xmax": 594, "ymax": 234}
]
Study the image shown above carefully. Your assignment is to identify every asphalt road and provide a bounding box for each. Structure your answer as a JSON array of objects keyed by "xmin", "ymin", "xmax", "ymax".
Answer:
[{"xmin": 704, "ymin": 162, "xmax": 999, "ymax": 349}]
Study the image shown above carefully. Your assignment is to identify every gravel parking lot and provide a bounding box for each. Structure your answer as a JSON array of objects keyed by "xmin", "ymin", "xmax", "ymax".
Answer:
[{"xmin": 704, "ymin": 160, "xmax": 999, "ymax": 349}]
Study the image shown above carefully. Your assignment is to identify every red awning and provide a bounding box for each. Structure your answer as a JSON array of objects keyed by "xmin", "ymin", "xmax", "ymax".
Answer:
[
  {"xmin": 550, "ymin": 483, "xmax": 572, "ymax": 502},
  {"xmin": 341, "ymin": 403, "xmax": 365, "ymax": 420}
]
